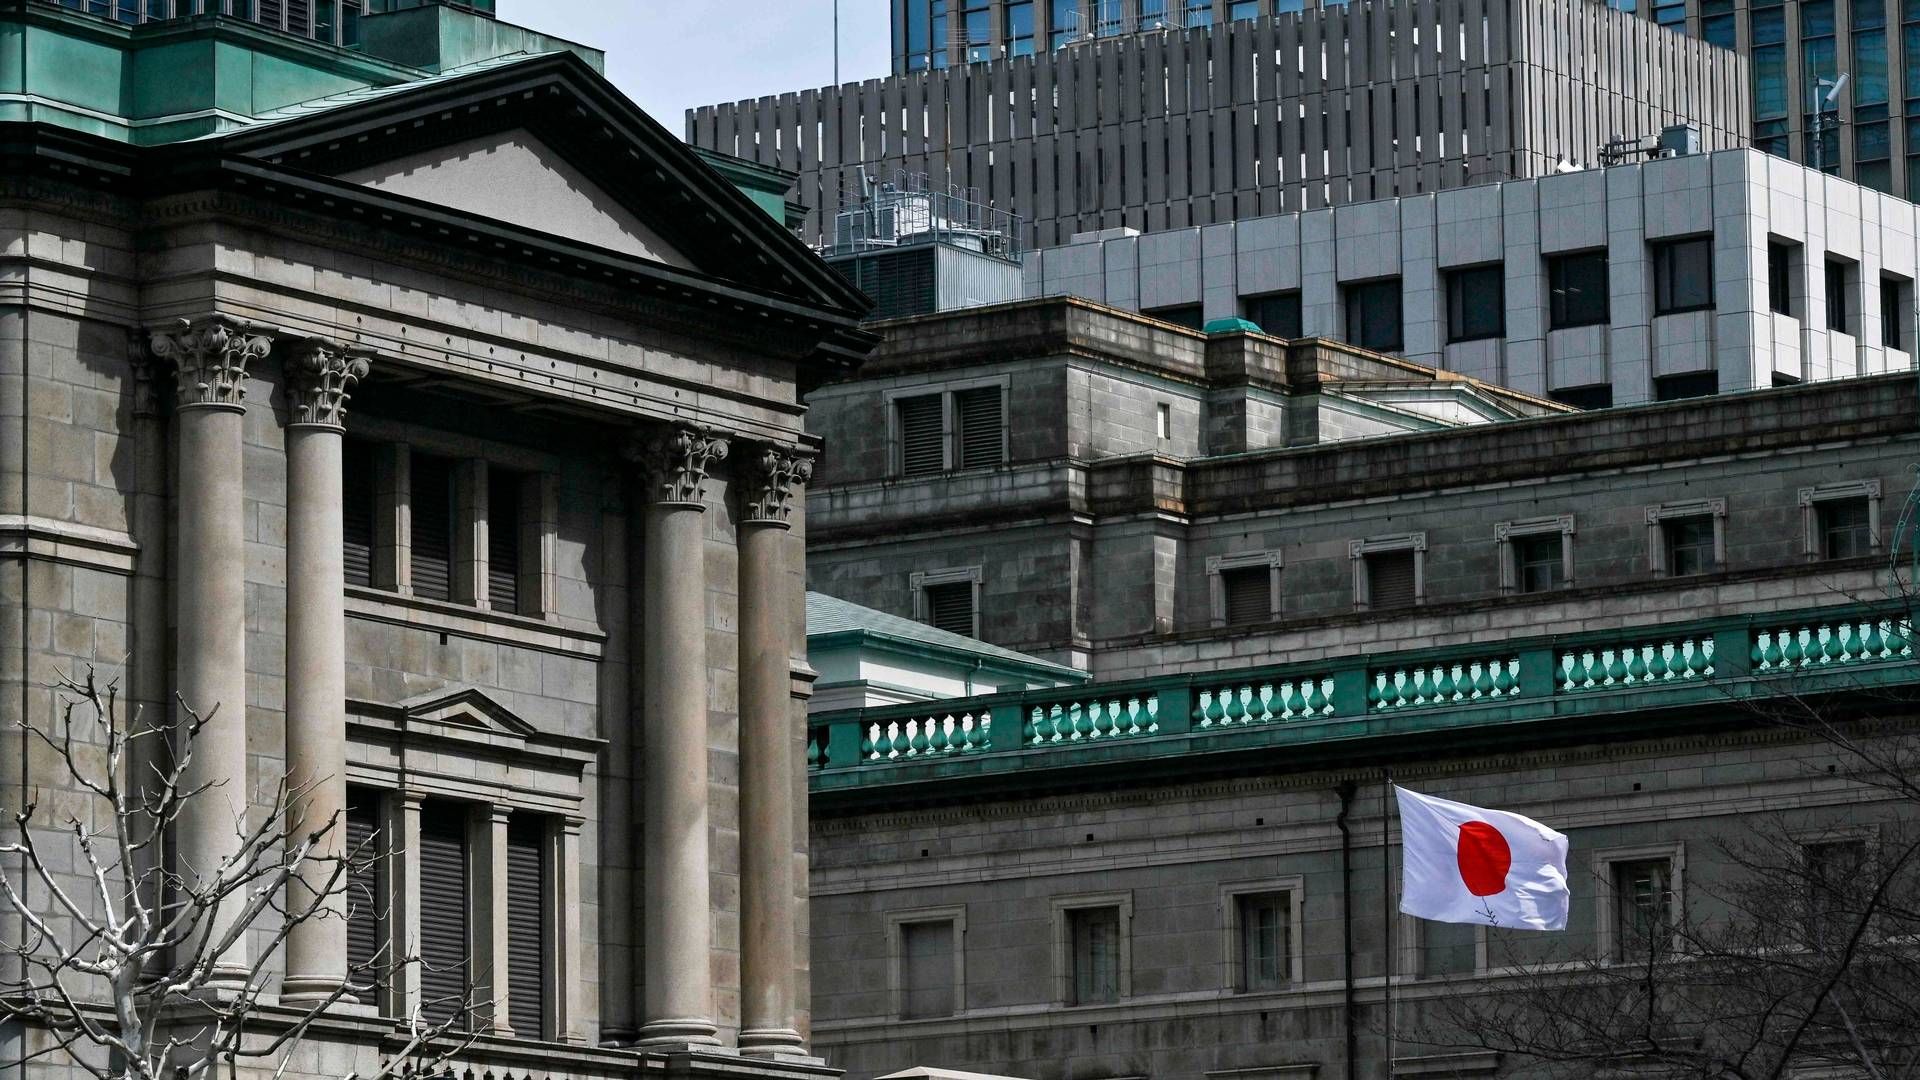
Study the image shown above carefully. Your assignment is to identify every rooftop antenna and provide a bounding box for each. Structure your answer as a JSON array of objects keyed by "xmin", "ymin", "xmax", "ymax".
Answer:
[
  {"xmin": 834, "ymin": 0, "xmax": 841, "ymax": 85},
  {"xmin": 1813, "ymin": 72, "xmax": 1850, "ymax": 173}
]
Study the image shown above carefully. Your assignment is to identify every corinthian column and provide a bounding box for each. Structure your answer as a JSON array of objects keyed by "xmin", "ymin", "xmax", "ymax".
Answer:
[
  {"xmin": 148, "ymin": 315, "xmax": 272, "ymax": 989},
  {"xmin": 280, "ymin": 339, "xmax": 370, "ymax": 1005},
  {"xmin": 736, "ymin": 445, "xmax": 812, "ymax": 1059},
  {"xmin": 634, "ymin": 423, "xmax": 728, "ymax": 1049}
]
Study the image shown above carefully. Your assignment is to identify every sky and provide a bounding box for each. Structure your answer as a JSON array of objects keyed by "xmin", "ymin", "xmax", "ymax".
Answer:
[{"xmin": 497, "ymin": 1, "xmax": 891, "ymax": 139}]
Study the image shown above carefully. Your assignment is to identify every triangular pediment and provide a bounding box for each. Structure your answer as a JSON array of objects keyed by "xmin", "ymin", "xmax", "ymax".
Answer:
[
  {"xmin": 340, "ymin": 129, "xmax": 695, "ymax": 269},
  {"xmin": 211, "ymin": 53, "xmax": 872, "ymax": 326},
  {"xmin": 394, "ymin": 684, "xmax": 537, "ymax": 739}
]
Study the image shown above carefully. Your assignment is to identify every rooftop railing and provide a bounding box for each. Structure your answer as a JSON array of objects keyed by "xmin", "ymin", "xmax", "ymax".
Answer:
[{"xmin": 807, "ymin": 603, "xmax": 1920, "ymax": 794}]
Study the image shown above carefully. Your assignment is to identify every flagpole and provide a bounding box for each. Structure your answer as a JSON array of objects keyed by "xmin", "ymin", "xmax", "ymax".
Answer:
[{"xmin": 1382, "ymin": 770, "xmax": 1396, "ymax": 1080}]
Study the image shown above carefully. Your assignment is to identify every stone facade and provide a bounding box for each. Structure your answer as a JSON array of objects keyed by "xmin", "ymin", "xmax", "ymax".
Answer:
[
  {"xmin": 801, "ymin": 359, "xmax": 1920, "ymax": 1078},
  {"xmin": 1, "ymin": 9, "xmax": 871, "ymax": 1080}
]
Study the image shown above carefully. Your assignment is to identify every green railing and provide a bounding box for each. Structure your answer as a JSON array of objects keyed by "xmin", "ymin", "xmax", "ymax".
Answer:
[{"xmin": 807, "ymin": 605, "xmax": 1920, "ymax": 787}]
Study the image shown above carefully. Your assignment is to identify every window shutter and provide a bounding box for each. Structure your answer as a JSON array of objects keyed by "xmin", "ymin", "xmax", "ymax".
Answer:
[
  {"xmin": 488, "ymin": 470, "xmax": 522, "ymax": 614},
  {"xmin": 955, "ymin": 387, "xmax": 1005, "ymax": 469},
  {"xmin": 410, "ymin": 454, "xmax": 454, "ymax": 602},
  {"xmin": 345, "ymin": 789, "xmax": 382, "ymax": 996},
  {"xmin": 506, "ymin": 816, "xmax": 547, "ymax": 1039},
  {"xmin": 1071, "ymin": 907, "xmax": 1121, "ymax": 1004},
  {"xmin": 286, "ymin": 0, "xmax": 310, "ymax": 33},
  {"xmin": 898, "ymin": 396, "xmax": 945, "ymax": 476},
  {"xmin": 924, "ymin": 582, "xmax": 975, "ymax": 637},
  {"xmin": 417, "ymin": 803, "xmax": 469, "ymax": 1028},
  {"xmin": 1368, "ymin": 551, "xmax": 1416, "ymax": 608},
  {"xmin": 1221, "ymin": 566, "xmax": 1270, "ymax": 625},
  {"xmin": 342, "ymin": 441, "xmax": 375, "ymax": 589}
]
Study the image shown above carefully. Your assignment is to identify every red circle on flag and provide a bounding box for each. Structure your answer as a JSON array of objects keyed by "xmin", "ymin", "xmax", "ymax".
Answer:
[{"xmin": 1456, "ymin": 821, "xmax": 1512, "ymax": 897}]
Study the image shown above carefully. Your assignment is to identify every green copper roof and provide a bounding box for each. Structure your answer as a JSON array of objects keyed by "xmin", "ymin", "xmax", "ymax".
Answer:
[{"xmin": 807, "ymin": 592, "xmax": 1086, "ymax": 680}]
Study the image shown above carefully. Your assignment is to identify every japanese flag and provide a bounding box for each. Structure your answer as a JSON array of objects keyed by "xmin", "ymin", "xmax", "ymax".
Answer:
[{"xmin": 1396, "ymin": 786, "xmax": 1571, "ymax": 931}]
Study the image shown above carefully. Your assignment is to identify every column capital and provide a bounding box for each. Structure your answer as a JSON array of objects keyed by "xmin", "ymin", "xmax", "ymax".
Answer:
[
  {"xmin": 631, "ymin": 423, "xmax": 729, "ymax": 508},
  {"xmin": 285, "ymin": 338, "xmax": 372, "ymax": 430},
  {"xmin": 148, "ymin": 315, "xmax": 272, "ymax": 412},
  {"xmin": 739, "ymin": 443, "xmax": 815, "ymax": 528}
]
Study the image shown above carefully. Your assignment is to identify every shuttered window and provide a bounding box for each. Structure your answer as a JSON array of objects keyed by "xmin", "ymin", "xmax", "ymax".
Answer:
[
  {"xmin": 924, "ymin": 582, "xmax": 975, "ymax": 637},
  {"xmin": 506, "ymin": 815, "xmax": 548, "ymax": 1040},
  {"xmin": 898, "ymin": 395, "xmax": 945, "ymax": 477},
  {"xmin": 342, "ymin": 440, "xmax": 375, "ymax": 589},
  {"xmin": 1237, "ymin": 893, "xmax": 1290, "ymax": 992},
  {"xmin": 345, "ymin": 788, "xmax": 383, "ymax": 997},
  {"xmin": 955, "ymin": 387, "xmax": 1004, "ymax": 470},
  {"xmin": 410, "ymin": 453, "xmax": 455, "ymax": 602},
  {"xmin": 1221, "ymin": 566, "xmax": 1270, "ymax": 625},
  {"xmin": 1367, "ymin": 551, "xmax": 1417, "ymax": 608},
  {"xmin": 488, "ymin": 469, "xmax": 522, "ymax": 614},
  {"xmin": 418, "ymin": 802, "xmax": 470, "ymax": 1028}
]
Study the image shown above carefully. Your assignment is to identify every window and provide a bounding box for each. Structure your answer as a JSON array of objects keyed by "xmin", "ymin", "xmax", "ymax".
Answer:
[
  {"xmin": 1701, "ymin": 0, "xmax": 1734, "ymax": 46},
  {"xmin": 914, "ymin": 566, "xmax": 982, "ymax": 638},
  {"xmin": 1652, "ymin": 237, "xmax": 1713, "ymax": 315},
  {"xmin": 418, "ymin": 800, "xmax": 471, "ymax": 1027},
  {"xmin": 1144, "ymin": 303, "xmax": 1205, "ymax": 331},
  {"xmin": 1498, "ymin": 516, "xmax": 1573, "ymax": 594},
  {"xmin": 1802, "ymin": 482, "xmax": 1881, "ymax": 560},
  {"xmin": 1768, "ymin": 241, "xmax": 1796, "ymax": 316},
  {"xmin": 506, "ymin": 815, "xmax": 548, "ymax": 1039},
  {"xmin": 1549, "ymin": 384, "xmax": 1613, "ymax": 410},
  {"xmin": 900, "ymin": 920, "xmax": 958, "ymax": 1017},
  {"xmin": 963, "ymin": 0, "xmax": 991, "ymax": 61},
  {"xmin": 1421, "ymin": 920, "xmax": 1478, "ymax": 977},
  {"xmin": 345, "ymin": 788, "xmax": 384, "ymax": 998},
  {"xmin": 1804, "ymin": 838, "xmax": 1867, "ymax": 949},
  {"xmin": 1156, "ymin": 402, "xmax": 1171, "ymax": 441},
  {"xmin": 955, "ymin": 386, "xmax": 1005, "ymax": 470},
  {"xmin": 1610, "ymin": 857, "xmax": 1676, "ymax": 960},
  {"xmin": 924, "ymin": 582, "xmax": 974, "ymax": 636},
  {"xmin": 897, "ymin": 394, "xmax": 945, "ymax": 477},
  {"xmin": 1827, "ymin": 258, "xmax": 1854, "ymax": 333},
  {"xmin": 1242, "ymin": 291, "xmax": 1303, "ymax": 338},
  {"xmin": 1069, "ymin": 907, "xmax": 1122, "ymax": 1004},
  {"xmin": 892, "ymin": 383, "xmax": 1008, "ymax": 477},
  {"xmin": 1222, "ymin": 567, "xmax": 1270, "ymax": 625},
  {"xmin": 1883, "ymin": 274, "xmax": 1912, "ymax": 350},
  {"xmin": 1005, "ymin": 0, "xmax": 1035, "ymax": 55},
  {"xmin": 1652, "ymin": 0, "xmax": 1684, "ymax": 25},
  {"xmin": 410, "ymin": 452, "xmax": 455, "ymax": 602},
  {"xmin": 1230, "ymin": 0, "xmax": 1260, "ymax": 18},
  {"xmin": 1547, "ymin": 250, "xmax": 1609, "ymax": 329},
  {"xmin": 1140, "ymin": 0, "xmax": 1168, "ymax": 29},
  {"xmin": 1445, "ymin": 265, "xmax": 1505, "ymax": 342},
  {"xmin": 343, "ymin": 439, "xmax": 376, "ymax": 588},
  {"xmin": 1345, "ymin": 278, "xmax": 1403, "ymax": 352},
  {"xmin": 1665, "ymin": 517, "xmax": 1718, "ymax": 576},
  {"xmin": 1352, "ymin": 533, "xmax": 1425, "ymax": 610},
  {"xmin": 1647, "ymin": 499, "xmax": 1725, "ymax": 577},
  {"xmin": 1237, "ymin": 893, "xmax": 1292, "ymax": 992},
  {"xmin": 1820, "ymin": 498, "xmax": 1874, "ymax": 558},
  {"xmin": 1050, "ymin": 0, "xmax": 1078, "ymax": 47},
  {"xmin": 488, "ymin": 468, "xmax": 522, "ymax": 614},
  {"xmin": 1654, "ymin": 371, "xmax": 1718, "ymax": 400},
  {"xmin": 1210, "ymin": 551, "xmax": 1281, "ymax": 627}
]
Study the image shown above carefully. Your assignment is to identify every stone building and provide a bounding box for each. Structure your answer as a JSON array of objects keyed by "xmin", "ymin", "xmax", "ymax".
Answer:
[
  {"xmin": 1, "ymin": 2, "xmax": 872, "ymax": 1078},
  {"xmin": 800, "ymin": 357, "xmax": 1920, "ymax": 1078},
  {"xmin": 1025, "ymin": 146, "xmax": 1920, "ymax": 407},
  {"xmin": 690, "ymin": 0, "xmax": 1749, "ymax": 248}
]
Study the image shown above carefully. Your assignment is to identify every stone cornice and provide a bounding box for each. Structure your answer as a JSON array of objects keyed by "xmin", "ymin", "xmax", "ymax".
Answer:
[
  {"xmin": 284, "ymin": 337, "xmax": 371, "ymax": 430},
  {"xmin": 147, "ymin": 315, "xmax": 271, "ymax": 412},
  {"xmin": 739, "ymin": 443, "xmax": 815, "ymax": 526},
  {"xmin": 632, "ymin": 423, "xmax": 729, "ymax": 507}
]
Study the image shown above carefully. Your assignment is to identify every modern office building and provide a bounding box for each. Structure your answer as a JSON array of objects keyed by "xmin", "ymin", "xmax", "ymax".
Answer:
[
  {"xmin": 891, "ymin": 0, "xmax": 1279, "ymax": 73},
  {"xmin": 1026, "ymin": 145, "xmax": 1920, "ymax": 407},
  {"xmin": 2, "ymin": 3, "xmax": 872, "ymax": 1079},
  {"xmin": 692, "ymin": 0, "xmax": 1749, "ymax": 248},
  {"xmin": 801, "ymin": 353, "xmax": 1920, "ymax": 1078}
]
